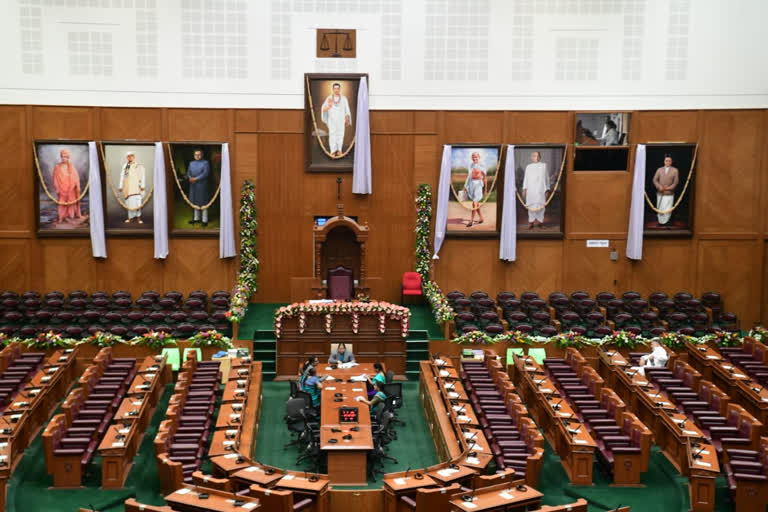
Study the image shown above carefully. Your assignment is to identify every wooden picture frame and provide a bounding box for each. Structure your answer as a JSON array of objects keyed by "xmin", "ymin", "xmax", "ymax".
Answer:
[
  {"xmin": 512, "ymin": 144, "xmax": 567, "ymax": 239},
  {"xmin": 574, "ymin": 112, "xmax": 632, "ymax": 171},
  {"xmin": 33, "ymin": 139, "xmax": 91, "ymax": 237},
  {"xmin": 167, "ymin": 141, "xmax": 224, "ymax": 237},
  {"xmin": 304, "ymin": 73, "xmax": 368, "ymax": 173},
  {"xmin": 99, "ymin": 141, "xmax": 156, "ymax": 236},
  {"xmin": 643, "ymin": 142, "xmax": 698, "ymax": 238},
  {"xmin": 445, "ymin": 143, "xmax": 504, "ymax": 238}
]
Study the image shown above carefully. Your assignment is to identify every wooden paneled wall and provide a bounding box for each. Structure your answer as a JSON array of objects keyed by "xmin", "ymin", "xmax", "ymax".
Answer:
[{"xmin": 1, "ymin": 106, "xmax": 767, "ymax": 327}]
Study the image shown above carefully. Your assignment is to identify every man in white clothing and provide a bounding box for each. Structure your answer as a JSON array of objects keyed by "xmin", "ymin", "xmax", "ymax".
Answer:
[
  {"xmin": 118, "ymin": 151, "xmax": 146, "ymax": 224},
  {"xmin": 632, "ymin": 340, "xmax": 669, "ymax": 377},
  {"xmin": 522, "ymin": 151, "xmax": 550, "ymax": 229},
  {"xmin": 321, "ymin": 83, "xmax": 352, "ymax": 158}
]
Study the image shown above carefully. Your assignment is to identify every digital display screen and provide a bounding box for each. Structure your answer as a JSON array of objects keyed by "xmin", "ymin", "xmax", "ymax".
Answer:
[
  {"xmin": 339, "ymin": 406, "xmax": 359, "ymax": 423},
  {"xmin": 315, "ymin": 215, "xmax": 358, "ymax": 227}
]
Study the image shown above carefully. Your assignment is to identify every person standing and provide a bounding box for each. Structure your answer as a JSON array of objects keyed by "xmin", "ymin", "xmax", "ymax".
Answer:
[
  {"xmin": 652, "ymin": 154, "xmax": 679, "ymax": 225},
  {"xmin": 187, "ymin": 149, "xmax": 210, "ymax": 227},
  {"xmin": 118, "ymin": 150, "xmax": 146, "ymax": 224},
  {"xmin": 522, "ymin": 151, "xmax": 550, "ymax": 229},
  {"xmin": 52, "ymin": 149, "xmax": 83, "ymax": 223},
  {"xmin": 463, "ymin": 152, "xmax": 487, "ymax": 227},
  {"xmin": 321, "ymin": 83, "xmax": 352, "ymax": 157}
]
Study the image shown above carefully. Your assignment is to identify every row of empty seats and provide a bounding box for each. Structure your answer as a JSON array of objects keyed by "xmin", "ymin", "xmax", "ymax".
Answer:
[{"xmin": 0, "ymin": 289, "xmax": 232, "ymax": 338}]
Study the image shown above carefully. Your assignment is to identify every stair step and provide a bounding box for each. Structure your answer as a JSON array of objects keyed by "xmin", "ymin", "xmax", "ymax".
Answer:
[
  {"xmin": 407, "ymin": 330, "xmax": 429, "ymax": 341},
  {"xmin": 262, "ymin": 371, "xmax": 277, "ymax": 382}
]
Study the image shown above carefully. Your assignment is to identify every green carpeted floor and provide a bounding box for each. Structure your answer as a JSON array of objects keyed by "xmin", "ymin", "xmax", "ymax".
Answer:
[
  {"xmin": 7, "ymin": 383, "xmax": 175, "ymax": 512},
  {"xmin": 408, "ymin": 303, "xmax": 445, "ymax": 340}
]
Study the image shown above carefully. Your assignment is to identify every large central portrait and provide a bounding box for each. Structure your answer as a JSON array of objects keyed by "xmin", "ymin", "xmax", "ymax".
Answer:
[
  {"xmin": 304, "ymin": 73, "xmax": 366, "ymax": 173},
  {"xmin": 446, "ymin": 144, "xmax": 502, "ymax": 237}
]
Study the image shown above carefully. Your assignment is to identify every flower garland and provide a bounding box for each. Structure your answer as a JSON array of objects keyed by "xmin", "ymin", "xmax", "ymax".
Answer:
[
  {"xmin": 130, "ymin": 331, "xmax": 177, "ymax": 350},
  {"xmin": 188, "ymin": 329, "xmax": 234, "ymax": 349},
  {"xmin": 227, "ymin": 180, "xmax": 259, "ymax": 323},
  {"xmin": 415, "ymin": 184, "xmax": 432, "ymax": 281},
  {"xmin": 749, "ymin": 326, "xmax": 768, "ymax": 343},
  {"xmin": 274, "ymin": 301, "xmax": 411, "ymax": 339},
  {"xmin": 24, "ymin": 331, "xmax": 75, "ymax": 349},
  {"xmin": 423, "ymin": 280, "xmax": 454, "ymax": 323},
  {"xmin": 80, "ymin": 331, "xmax": 126, "ymax": 348},
  {"xmin": 701, "ymin": 329, "xmax": 741, "ymax": 348},
  {"xmin": 658, "ymin": 331, "xmax": 688, "ymax": 350},
  {"xmin": 607, "ymin": 330, "xmax": 638, "ymax": 349}
]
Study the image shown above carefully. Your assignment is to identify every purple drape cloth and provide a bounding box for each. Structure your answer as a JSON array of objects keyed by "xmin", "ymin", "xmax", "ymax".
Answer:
[
  {"xmin": 352, "ymin": 77, "xmax": 372, "ymax": 194},
  {"xmin": 626, "ymin": 144, "xmax": 646, "ymax": 260},
  {"xmin": 432, "ymin": 145, "xmax": 452, "ymax": 259},
  {"xmin": 219, "ymin": 143, "xmax": 236, "ymax": 258},
  {"xmin": 88, "ymin": 141, "xmax": 106, "ymax": 258},
  {"xmin": 153, "ymin": 142, "xmax": 168, "ymax": 259},
  {"xmin": 499, "ymin": 145, "xmax": 517, "ymax": 261}
]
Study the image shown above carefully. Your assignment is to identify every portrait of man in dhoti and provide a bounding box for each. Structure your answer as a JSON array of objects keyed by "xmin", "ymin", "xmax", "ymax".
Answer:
[
  {"xmin": 34, "ymin": 141, "xmax": 91, "ymax": 235},
  {"xmin": 643, "ymin": 144, "xmax": 697, "ymax": 235},
  {"xmin": 513, "ymin": 145, "xmax": 566, "ymax": 238},
  {"xmin": 101, "ymin": 142, "xmax": 156, "ymax": 234},
  {"xmin": 446, "ymin": 145, "xmax": 501, "ymax": 236},
  {"xmin": 304, "ymin": 74, "xmax": 365, "ymax": 172}
]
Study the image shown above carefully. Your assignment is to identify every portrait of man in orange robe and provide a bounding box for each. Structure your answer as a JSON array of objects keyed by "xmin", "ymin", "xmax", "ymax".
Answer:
[{"xmin": 52, "ymin": 149, "xmax": 83, "ymax": 223}]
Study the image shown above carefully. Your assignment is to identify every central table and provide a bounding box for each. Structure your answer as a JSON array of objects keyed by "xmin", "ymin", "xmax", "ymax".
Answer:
[{"xmin": 318, "ymin": 364, "xmax": 376, "ymax": 485}]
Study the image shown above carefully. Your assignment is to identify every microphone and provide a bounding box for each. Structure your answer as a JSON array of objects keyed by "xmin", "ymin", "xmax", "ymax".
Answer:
[
  {"xmin": 692, "ymin": 446, "xmax": 705, "ymax": 459},
  {"xmin": 678, "ymin": 419, "xmax": 687, "ymax": 429},
  {"xmin": 456, "ymin": 404, "xmax": 467, "ymax": 415},
  {"xmin": 552, "ymin": 400, "xmax": 562, "ymax": 410},
  {"xmin": 0, "ymin": 415, "xmax": 12, "ymax": 435},
  {"xmin": 89, "ymin": 504, "xmax": 98, "ymax": 512},
  {"xmin": 753, "ymin": 384, "xmax": 764, "ymax": 394},
  {"xmin": 613, "ymin": 505, "xmax": 623, "ymax": 512},
  {"xmin": 405, "ymin": 466, "xmax": 411, "ymax": 479}
]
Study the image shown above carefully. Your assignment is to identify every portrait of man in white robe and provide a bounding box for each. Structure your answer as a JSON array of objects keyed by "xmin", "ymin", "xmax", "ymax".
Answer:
[
  {"xmin": 522, "ymin": 151, "xmax": 550, "ymax": 229},
  {"xmin": 321, "ymin": 82, "xmax": 352, "ymax": 158},
  {"xmin": 514, "ymin": 145, "xmax": 565, "ymax": 236},
  {"xmin": 118, "ymin": 151, "xmax": 146, "ymax": 224}
]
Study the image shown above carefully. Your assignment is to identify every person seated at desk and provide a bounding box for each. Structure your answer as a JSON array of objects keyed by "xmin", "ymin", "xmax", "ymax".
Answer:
[
  {"xmin": 328, "ymin": 343, "xmax": 355, "ymax": 365},
  {"xmin": 302, "ymin": 367, "xmax": 323, "ymax": 407},
  {"xmin": 364, "ymin": 362, "xmax": 387, "ymax": 398},
  {"xmin": 300, "ymin": 356, "xmax": 319, "ymax": 388},
  {"xmin": 357, "ymin": 380, "xmax": 387, "ymax": 413},
  {"xmin": 631, "ymin": 339, "xmax": 669, "ymax": 377}
]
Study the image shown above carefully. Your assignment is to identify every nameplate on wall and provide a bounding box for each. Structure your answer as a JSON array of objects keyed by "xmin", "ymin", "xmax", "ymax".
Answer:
[{"xmin": 586, "ymin": 240, "xmax": 609, "ymax": 248}]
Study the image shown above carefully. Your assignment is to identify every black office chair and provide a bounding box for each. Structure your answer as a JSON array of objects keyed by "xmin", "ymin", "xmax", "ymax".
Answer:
[
  {"xmin": 284, "ymin": 398, "xmax": 307, "ymax": 448},
  {"xmin": 296, "ymin": 422, "xmax": 321, "ymax": 472},
  {"xmin": 383, "ymin": 382, "xmax": 405, "ymax": 427},
  {"xmin": 289, "ymin": 380, "xmax": 299, "ymax": 398},
  {"xmin": 385, "ymin": 370, "xmax": 395, "ymax": 384}
]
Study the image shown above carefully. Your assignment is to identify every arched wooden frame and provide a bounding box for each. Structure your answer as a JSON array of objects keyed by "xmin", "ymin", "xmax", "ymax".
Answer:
[{"xmin": 313, "ymin": 216, "xmax": 369, "ymax": 285}]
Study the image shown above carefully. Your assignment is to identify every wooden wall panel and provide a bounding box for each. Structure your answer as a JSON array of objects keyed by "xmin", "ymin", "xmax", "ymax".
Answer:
[
  {"xmin": 697, "ymin": 240, "xmax": 762, "ymax": 328},
  {"xmin": 100, "ymin": 108, "xmax": 162, "ymax": 141},
  {"xmin": 167, "ymin": 109, "xmax": 231, "ymax": 141},
  {"xmin": 436, "ymin": 240, "xmax": 502, "ymax": 295},
  {"xmin": 632, "ymin": 111, "xmax": 700, "ymax": 143},
  {"xmin": 30, "ymin": 106, "xmax": 95, "ymax": 139},
  {"xmin": 442, "ymin": 112, "xmax": 504, "ymax": 143},
  {"xmin": 696, "ymin": 110, "xmax": 764, "ymax": 234},
  {"xmin": 626, "ymin": 240, "xmax": 693, "ymax": 296},
  {"xmin": 370, "ymin": 111, "xmax": 413, "ymax": 133},
  {"xmin": 563, "ymin": 239, "xmax": 626, "ymax": 295},
  {"xmin": 0, "ymin": 106, "xmax": 31, "ymax": 231},
  {"xmin": 0, "ymin": 240, "xmax": 30, "ymax": 292},
  {"xmin": 565, "ymin": 171, "xmax": 631, "ymax": 236},
  {"xmin": 505, "ymin": 112, "xmax": 572, "ymax": 143},
  {"xmin": 498, "ymin": 241, "xmax": 564, "ymax": 295}
]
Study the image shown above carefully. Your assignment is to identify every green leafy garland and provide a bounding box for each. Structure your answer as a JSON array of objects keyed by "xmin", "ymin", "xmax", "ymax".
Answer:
[
  {"xmin": 414, "ymin": 184, "xmax": 454, "ymax": 324},
  {"xmin": 228, "ymin": 180, "xmax": 259, "ymax": 323}
]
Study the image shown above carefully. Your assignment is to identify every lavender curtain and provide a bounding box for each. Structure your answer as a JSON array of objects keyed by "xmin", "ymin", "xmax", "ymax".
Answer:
[
  {"xmin": 153, "ymin": 142, "xmax": 168, "ymax": 259},
  {"xmin": 499, "ymin": 145, "xmax": 517, "ymax": 261},
  {"xmin": 626, "ymin": 144, "xmax": 646, "ymax": 260},
  {"xmin": 432, "ymin": 145, "xmax": 452, "ymax": 259},
  {"xmin": 88, "ymin": 141, "xmax": 106, "ymax": 258},
  {"xmin": 219, "ymin": 143, "xmax": 236, "ymax": 258},
  {"xmin": 352, "ymin": 77, "xmax": 372, "ymax": 195}
]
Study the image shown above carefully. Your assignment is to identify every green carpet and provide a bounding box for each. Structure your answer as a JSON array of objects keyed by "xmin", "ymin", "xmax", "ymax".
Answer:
[
  {"xmin": 7, "ymin": 383, "xmax": 174, "ymax": 512},
  {"xmin": 237, "ymin": 303, "xmax": 285, "ymax": 340},
  {"xmin": 408, "ymin": 303, "xmax": 445, "ymax": 340},
  {"xmin": 254, "ymin": 380, "xmax": 439, "ymax": 489}
]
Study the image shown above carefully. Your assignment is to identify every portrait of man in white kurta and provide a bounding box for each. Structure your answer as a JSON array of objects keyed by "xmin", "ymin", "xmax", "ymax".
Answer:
[
  {"xmin": 514, "ymin": 145, "xmax": 565, "ymax": 236},
  {"xmin": 321, "ymin": 83, "xmax": 352, "ymax": 157},
  {"xmin": 118, "ymin": 151, "xmax": 146, "ymax": 223},
  {"xmin": 522, "ymin": 151, "xmax": 550, "ymax": 229},
  {"xmin": 102, "ymin": 143, "xmax": 155, "ymax": 233}
]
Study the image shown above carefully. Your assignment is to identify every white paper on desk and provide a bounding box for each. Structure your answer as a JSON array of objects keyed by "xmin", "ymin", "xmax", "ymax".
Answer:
[
  {"xmin": 324, "ymin": 387, "xmax": 336, "ymax": 391},
  {"xmin": 695, "ymin": 460, "xmax": 712, "ymax": 467},
  {"xmin": 176, "ymin": 488, "xmax": 191, "ymax": 495},
  {"xmin": 444, "ymin": 383, "xmax": 456, "ymax": 390},
  {"xmin": 325, "ymin": 367, "xmax": 334, "ymax": 371},
  {"xmin": 734, "ymin": 374, "xmax": 747, "ymax": 378},
  {"xmin": 355, "ymin": 396, "xmax": 364, "ymax": 402},
  {"xmin": 525, "ymin": 366, "xmax": 536, "ymax": 371},
  {"xmin": 224, "ymin": 453, "xmax": 239, "ymax": 459},
  {"xmin": 10, "ymin": 414, "xmax": 21, "ymax": 420},
  {"xmin": 462, "ymin": 501, "xmax": 478, "ymax": 509},
  {"xmin": 466, "ymin": 457, "xmax": 479, "ymax": 464},
  {"xmin": 448, "ymin": 392, "xmax": 459, "ymax": 398},
  {"xmin": 499, "ymin": 492, "xmax": 514, "ymax": 500},
  {"xmin": 350, "ymin": 375, "xmax": 367, "ymax": 382},
  {"xmin": 453, "ymin": 405, "xmax": 465, "ymax": 412},
  {"xmin": 132, "ymin": 401, "xmax": 143, "ymax": 406},
  {"xmin": 237, "ymin": 379, "xmax": 247, "ymax": 386},
  {"xmin": 30, "ymin": 389, "xmax": 40, "ymax": 395},
  {"xmin": 722, "ymin": 365, "xmax": 733, "ymax": 370},
  {"xmin": 41, "ymin": 376, "xmax": 51, "ymax": 382},
  {"xmin": 119, "ymin": 428, "xmax": 130, "ymax": 434},
  {"xmin": 245, "ymin": 466, "xmax": 262, "ymax": 472},
  {"xmin": 557, "ymin": 412, "xmax": 571, "ymax": 417},
  {"xmin": 439, "ymin": 370, "xmax": 449, "ymax": 377},
  {"xmin": 352, "ymin": 388, "xmax": 364, "ymax": 392},
  {"xmin": 112, "ymin": 442, "xmax": 125, "ymax": 447},
  {"xmin": 698, "ymin": 450, "xmax": 710, "ymax": 455},
  {"xmin": 230, "ymin": 413, "xmax": 241, "ymax": 419},
  {"xmin": 683, "ymin": 430, "xmax": 700, "ymax": 436},
  {"xmin": 458, "ymin": 415, "xmax": 471, "ymax": 422},
  {"xmin": 235, "ymin": 388, "xmax": 246, "ymax": 393},
  {"xmin": 435, "ymin": 359, "xmax": 446, "ymax": 366},
  {"xmin": 616, "ymin": 361, "xmax": 627, "ymax": 366},
  {"xmin": 282, "ymin": 474, "xmax": 295, "ymax": 480},
  {"xmin": 145, "ymin": 373, "xmax": 155, "ymax": 379},
  {"xmin": 574, "ymin": 439, "xmax": 588, "ymax": 444},
  {"xmin": 0, "ymin": 443, "xmax": 8, "ymax": 449},
  {"xmin": 242, "ymin": 503, "xmax": 258, "ymax": 510},
  {"xmin": 224, "ymin": 441, "xmax": 235, "ymax": 446},
  {"xmin": 464, "ymin": 432, "xmax": 475, "ymax": 439},
  {"xmin": 340, "ymin": 362, "xmax": 358, "ymax": 369},
  {"xmin": 761, "ymin": 398, "xmax": 768, "ymax": 402},
  {"xmin": 226, "ymin": 429, "xmax": 238, "ymax": 436},
  {"xmin": 706, "ymin": 355, "xmax": 720, "ymax": 360},
  {"xmin": 394, "ymin": 477, "xmax": 406, "ymax": 485},
  {"xmin": 539, "ymin": 388, "xmax": 552, "ymax": 393}
]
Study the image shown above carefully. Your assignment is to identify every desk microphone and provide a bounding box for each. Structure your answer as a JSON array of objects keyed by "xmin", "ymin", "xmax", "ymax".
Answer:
[
  {"xmin": 552, "ymin": 400, "xmax": 563, "ymax": 410},
  {"xmin": 0, "ymin": 415, "xmax": 12, "ymax": 435},
  {"xmin": 678, "ymin": 419, "xmax": 687, "ymax": 429},
  {"xmin": 692, "ymin": 446, "xmax": 706, "ymax": 459},
  {"xmin": 404, "ymin": 466, "xmax": 411, "ymax": 479},
  {"xmin": 753, "ymin": 384, "xmax": 764, "ymax": 394},
  {"xmin": 89, "ymin": 503, "xmax": 98, "ymax": 512},
  {"xmin": 456, "ymin": 404, "xmax": 467, "ymax": 415},
  {"xmin": 466, "ymin": 431, "xmax": 478, "ymax": 445},
  {"xmin": 612, "ymin": 505, "xmax": 623, "ymax": 512}
]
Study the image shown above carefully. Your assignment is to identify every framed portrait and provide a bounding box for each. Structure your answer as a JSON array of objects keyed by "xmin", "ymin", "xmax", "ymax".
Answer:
[
  {"xmin": 100, "ymin": 142, "xmax": 155, "ymax": 236},
  {"xmin": 304, "ymin": 73, "xmax": 367, "ymax": 173},
  {"xmin": 513, "ymin": 144, "xmax": 566, "ymax": 239},
  {"xmin": 574, "ymin": 112, "xmax": 631, "ymax": 171},
  {"xmin": 446, "ymin": 144, "xmax": 503, "ymax": 238},
  {"xmin": 643, "ymin": 143, "xmax": 698, "ymax": 237},
  {"xmin": 167, "ymin": 142, "xmax": 223, "ymax": 236},
  {"xmin": 33, "ymin": 140, "xmax": 91, "ymax": 237}
]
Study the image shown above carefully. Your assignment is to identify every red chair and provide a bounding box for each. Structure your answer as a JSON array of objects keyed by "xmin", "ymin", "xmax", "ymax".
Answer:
[{"xmin": 401, "ymin": 272, "xmax": 422, "ymax": 304}]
